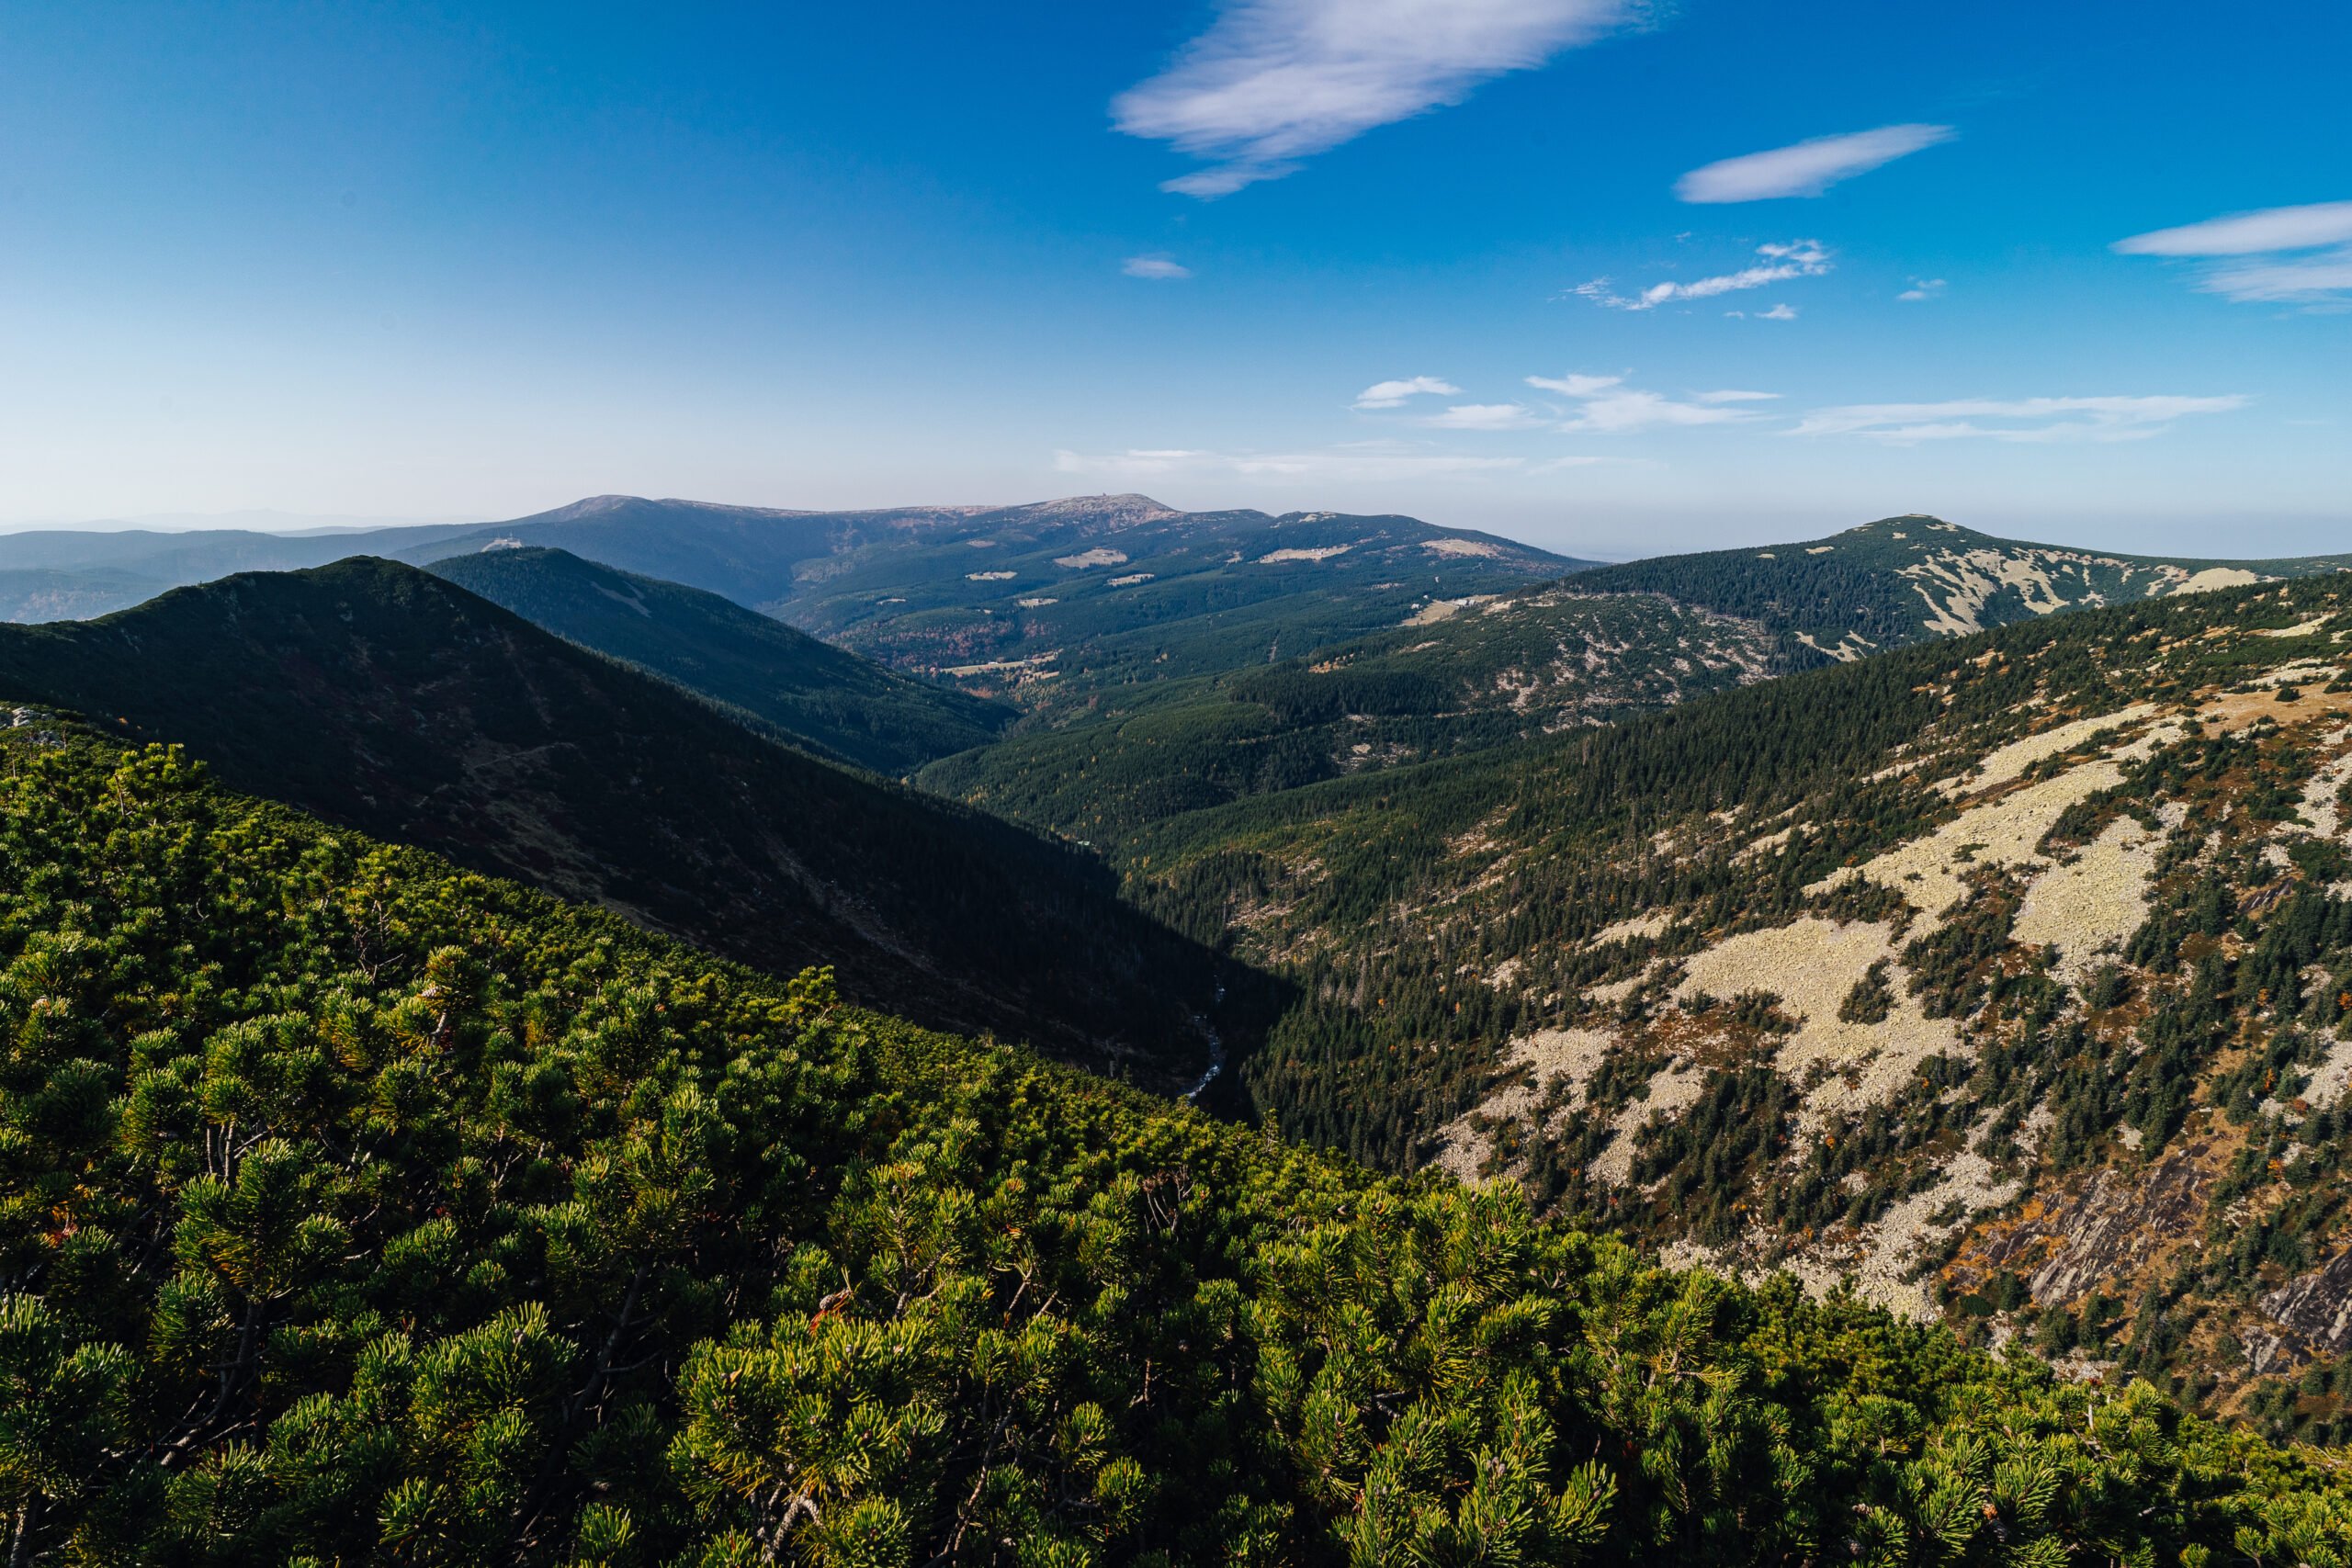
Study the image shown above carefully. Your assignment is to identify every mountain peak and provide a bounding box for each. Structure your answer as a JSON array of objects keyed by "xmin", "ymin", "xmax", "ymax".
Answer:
[
  {"xmin": 1838, "ymin": 513, "xmax": 1973, "ymax": 537},
  {"xmin": 982, "ymin": 492, "xmax": 1182, "ymax": 528}
]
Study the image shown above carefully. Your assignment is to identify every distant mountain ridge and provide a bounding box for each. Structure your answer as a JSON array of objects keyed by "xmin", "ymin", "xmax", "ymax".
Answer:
[
  {"xmin": 0, "ymin": 558, "xmax": 1232, "ymax": 1080},
  {"xmin": 0, "ymin": 491, "xmax": 1557, "ymax": 630},
  {"xmin": 1572, "ymin": 514, "xmax": 2352, "ymax": 660}
]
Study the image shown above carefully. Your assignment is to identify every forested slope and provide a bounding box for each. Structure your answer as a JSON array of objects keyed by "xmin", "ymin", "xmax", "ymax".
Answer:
[
  {"xmin": 0, "ymin": 559, "xmax": 1223, "ymax": 1080},
  {"xmin": 775, "ymin": 502, "xmax": 1580, "ymax": 710},
  {"xmin": 424, "ymin": 547, "xmax": 1012, "ymax": 775},
  {"xmin": 919, "ymin": 585, "xmax": 1810, "ymax": 843},
  {"xmin": 1122, "ymin": 571, "xmax": 2352, "ymax": 1429},
  {"xmin": 2, "ymin": 727, "xmax": 2348, "ymax": 1563},
  {"xmin": 1569, "ymin": 515, "xmax": 2352, "ymax": 660}
]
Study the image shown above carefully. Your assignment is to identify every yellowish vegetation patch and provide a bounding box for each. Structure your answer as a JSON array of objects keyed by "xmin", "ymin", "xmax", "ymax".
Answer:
[
  {"xmin": 2013, "ymin": 816, "xmax": 2166, "ymax": 986},
  {"xmin": 1672, "ymin": 917, "xmax": 1962, "ymax": 1130}
]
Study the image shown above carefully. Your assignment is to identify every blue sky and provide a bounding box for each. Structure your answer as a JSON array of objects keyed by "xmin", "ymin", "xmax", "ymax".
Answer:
[{"xmin": 1, "ymin": 0, "xmax": 2346, "ymax": 558}]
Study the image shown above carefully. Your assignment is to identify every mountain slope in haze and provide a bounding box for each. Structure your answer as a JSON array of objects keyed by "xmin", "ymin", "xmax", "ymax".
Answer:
[
  {"xmin": 0, "ymin": 495, "xmax": 1134, "ymax": 621},
  {"xmin": 1125, "ymin": 570, "xmax": 2352, "ymax": 1430},
  {"xmin": 11, "ymin": 730, "xmax": 2347, "ymax": 1563},
  {"xmin": 424, "ymin": 545, "xmax": 1012, "ymax": 774},
  {"xmin": 778, "ymin": 502, "xmax": 1589, "ymax": 715},
  {"xmin": 0, "ymin": 492, "xmax": 1575, "ymax": 703},
  {"xmin": 918, "ymin": 584, "xmax": 1815, "ymax": 844},
  {"xmin": 0, "ymin": 558, "xmax": 1227, "ymax": 1080},
  {"xmin": 1571, "ymin": 513, "xmax": 2352, "ymax": 660}
]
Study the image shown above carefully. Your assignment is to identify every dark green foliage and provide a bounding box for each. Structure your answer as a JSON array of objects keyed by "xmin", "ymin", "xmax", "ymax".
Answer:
[
  {"xmin": 1840, "ymin": 960, "xmax": 1895, "ymax": 1024},
  {"xmin": 4, "ymin": 733, "xmax": 2351, "ymax": 1563},
  {"xmin": 428, "ymin": 547, "xmax": 1012, "ymax": 774},
  {"xmin": 0, "ymin": 560, "xmax": 1234, "ymax": 1078}
]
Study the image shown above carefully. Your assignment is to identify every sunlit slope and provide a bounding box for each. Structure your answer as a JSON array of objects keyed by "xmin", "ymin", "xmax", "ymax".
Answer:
[
  {"xmin": 1128, "ymin": 571, "xmax": 2352, "ymax": 1429},
  {"xmin": 1572, "ymin": 513, "xmax": 2352, "ymax": 660},
  {"xmin": 919, "ymin": 584, "xmax": 1810, "ymax": 843}
]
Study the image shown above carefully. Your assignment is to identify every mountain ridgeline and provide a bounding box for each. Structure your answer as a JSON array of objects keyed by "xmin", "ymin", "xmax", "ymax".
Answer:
[
  {"xmin": 0, "ymin": 492, "xmax": 1578, "ymax": 643},
  {"xmin": 424, "ymin": 546, "xmax": 1012, "ymax": 774},
  {"xmin": 769, "ymin": 500, "xmax": 1584, "ymax": 710},
  {"xmin": 0, "ymin": 558, "xmax": 1227, "ymax": 1082},
  {"xmin": 1569, "ymin": 514, "xmax": 2352, "ymax": 660}
]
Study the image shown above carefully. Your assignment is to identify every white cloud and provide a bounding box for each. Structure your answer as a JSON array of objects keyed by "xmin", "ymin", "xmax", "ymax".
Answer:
[
  {"xmin": 1516, "ymin": 371, "xmax": 1772, "ymax": 433},
  {"xmin": 1897, "ymin": 277, "xmax": 1946, "ymax": 301},
  {"xmin": 1576, "ymin": 241, "xmax": 1829, "ymax": 310},
  {"xmin": 1354, "ymin": 375, "xmax": 1462, "ymax": 409},
  {"xmin": 1053, "ymin": 443, "xmax": 1526, "ymax": 480},
  {"xmin": 1112, "ymin": 0, "xmax": 1634, "ymax": 197},
  {"xmin": 1758, "ymin": 303, "xmax": 1798, "ymax": 320},
  {"xmin": 1528, "ymin": 455, "xmax": 1621, "ymax": 471},
  {"xmin": 1122, "ymin": 255, "xmax": 1193, "ymax": 279},
  {"xmin": 1674, "ymin": 124, "xmax": 1954, "ymax": 203},
  {"xmin": 2197, "ymin": 251, "xmax": 2352, "ymax": 304},
  {"xmin": 1560, "ymin": 389, "xmax": 1756, "ymax": 433},
  {"xmin": 1792, "ymin": 394, "xmax": 2247, "ymax": 445},
  {"xmin": 2115, "ymin": 202, "xmax": 2352, "ymax": 307},
  {"xmin": 1524, "ymin": 373, "xmax": 1622, "ymax": 396},
  {"xmin": 2115, "ymin": 201, "xmax": 2352, "ymax": 256},
  {"xmin": 1423, "ymin": 402, "xmax": 1548, "ymax": 430}
]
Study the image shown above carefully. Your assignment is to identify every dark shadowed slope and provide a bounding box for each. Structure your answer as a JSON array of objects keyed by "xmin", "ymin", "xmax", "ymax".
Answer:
[
  {"xmin": 424, "ymin": 546, "xmax": 1012, "ymax": 774},
  {"xmin": 0, "ymin": 558, "xmax": 1228, "ymax": 1082}
]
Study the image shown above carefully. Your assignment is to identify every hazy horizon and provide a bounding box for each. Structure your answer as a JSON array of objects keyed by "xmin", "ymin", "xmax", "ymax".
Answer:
[
  {"xmin": 9, "ymin": 491, "xmax": 2352, "ymax": 570},
  {"xmin": 4, "ymin": 2, "xmax": 2345, "ymax": 560}
]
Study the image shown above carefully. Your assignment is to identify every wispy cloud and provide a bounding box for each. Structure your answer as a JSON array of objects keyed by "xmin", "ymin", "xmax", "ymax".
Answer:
[
  {"xmin": 1524, "ymin": 373, "xmax": 1621, "ymax": 397},
  {"xmin": 1674, "ymin": 124, "xmax": 1954, "ymax": 203},
  {"xmin": 2115, "ymin": 202, "xmax": 2352, "ymax": 256},
  {"xmin": 1122, "ymin": 255, "xmax": 1193, "ymax": 279},
  {"xmin": 1112, "ymin": 0, "xmax": 1635, "ymax": 197},
  {"xmin": 1758, "ymin": 303, "xmax": 1798, "ymax": 320},
  {"xmin": 1897, "ymin": 277, "xmax": 1946, "ymax": 302},
  {"xmin": 1053, "ymin": 443, "xmax": 1528, "ymax": 480},
  {"xmin": 1354, "ymin": 376, "xmax": 1461, "ymax": 409},
  {"xmin": 2114, "ymin": 201, "xmax": 2352, "ymax": 307},
  {"xmin": 1792, "ymin": 395, "xmax": 2247, "ymax": 444},
  {"xmin": 1575, "ymin": 241, "xmax": 1829, "ymax": 310},
  {"xmin": 1524, "ymin": 373, "xmax": 1769, "ymax": 433},
  {"xmin": 1559, "ymin": 390, "xmax": 1758, "ymax": 432},
  {"xmin": 1423, "ymin": 402, "xmax": 1549, "ymax": 430}
]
